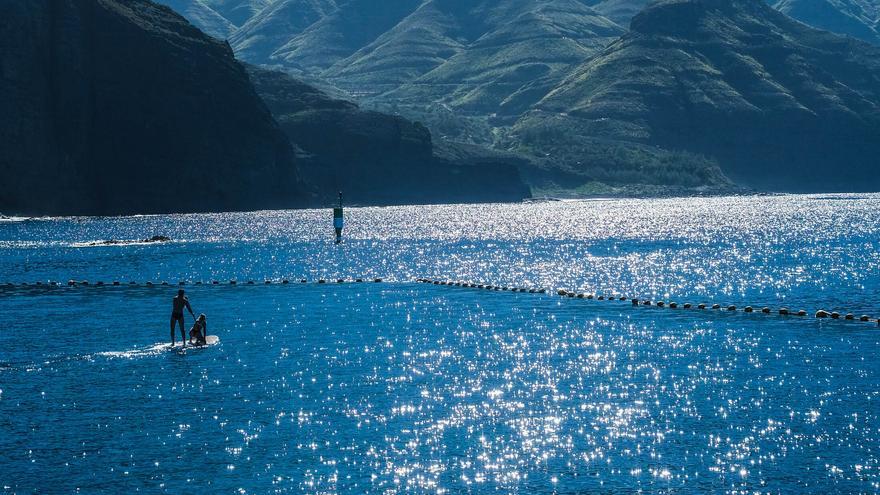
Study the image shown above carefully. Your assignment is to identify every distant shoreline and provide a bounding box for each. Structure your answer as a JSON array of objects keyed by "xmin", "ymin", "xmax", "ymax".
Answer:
[{"xmin": 5, "ymin": 191, "xmax": 880, "ymax": 221}]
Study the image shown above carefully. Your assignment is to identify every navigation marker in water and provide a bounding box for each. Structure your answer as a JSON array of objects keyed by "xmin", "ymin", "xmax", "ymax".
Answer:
[{"xmin": 334, "ymin": 192, "xmax": 344, "ymax": 244}]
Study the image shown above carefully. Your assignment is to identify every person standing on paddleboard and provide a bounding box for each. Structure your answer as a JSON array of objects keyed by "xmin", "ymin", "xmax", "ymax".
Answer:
[{"xmin": 171, "ymin": 289, "xmax": 196, "ymax": 347}]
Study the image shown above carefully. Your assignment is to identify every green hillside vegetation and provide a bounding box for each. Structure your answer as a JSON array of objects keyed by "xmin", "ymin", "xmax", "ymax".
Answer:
[
  {"xmin": 774, "ymin": 0, "xmax": 880, "ymax": 44},
  {"xmin": 375, "ymin": 0, "xmax": 624, "ymax": 116},
  {"xmin": 582, "ymin": 0, "xmax": 652, "ymax": 26},
  {"xmin": 155, "ymin": 0, "xmax": 880, "ymax": 196},
  {"xmin": 271, "ymin": 0, "xmax": 424, "ymax": 73},
  {"xmin": 247, "ymin": 65, "xmax": 532, "ymax": 205},
  {"xmin": 201, "ymin": 0, "xmax": 273, "ymax": 26},
  {"xmin": 328, "ymin": 0, "xmax": 622, "ymax": 105},
  {"xmin": 581, "ymin": 0, "xmax": 880, "ymax": 44},
  {"xmin": 229, "ymin": 0, "xmax": 336, "ymax": 64},
  {"xmin": 517, "ymin": 0, "xmax": 880, "ymax": 192},
  {"xmin": 154, "ymin": 0, "xmax": 236, "ymax": 39}
]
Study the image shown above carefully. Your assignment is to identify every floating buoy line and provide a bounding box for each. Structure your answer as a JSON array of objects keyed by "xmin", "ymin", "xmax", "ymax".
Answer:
[
  {"xmin": 1, "ymin": 277, "xmax": 876, "ymax": 327},
  {"xmin": 415, "ymin": 278, "xmax": 879, "ymax": 328},
  {"xmin": 0, "ymin": 278, "xmax": 384, "ymax": 290}
]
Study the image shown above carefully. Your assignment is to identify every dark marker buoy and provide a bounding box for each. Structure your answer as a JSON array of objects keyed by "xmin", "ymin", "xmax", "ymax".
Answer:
[{"xmin": 334, "ymin": 192, "xmax": 344, "ymax": 244}]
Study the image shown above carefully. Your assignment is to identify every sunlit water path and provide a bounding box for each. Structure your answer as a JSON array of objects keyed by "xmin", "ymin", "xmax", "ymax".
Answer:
[{"xmin": 1, "ymin": 195, "xmax": 879, "ymax": 493}]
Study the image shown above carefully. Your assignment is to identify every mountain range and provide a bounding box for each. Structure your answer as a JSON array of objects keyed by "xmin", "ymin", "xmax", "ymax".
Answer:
[
  {"xmin": 516, "ymin": 0, "xmax": 880, "ymax": 192},
  {"xmin": 584, "ymin": 0, "xmax": 880, "ymax": 45},
  {"xmin": 5, "ymin": 0, "xmax": 880, "ymax": 216},
  {"xmin": 155, "ymin": 0, "xmax": 880, "ymax": 195},
  {"xmin": 0, "ymin": 0, "xmax": 527, "ymax": 215}
]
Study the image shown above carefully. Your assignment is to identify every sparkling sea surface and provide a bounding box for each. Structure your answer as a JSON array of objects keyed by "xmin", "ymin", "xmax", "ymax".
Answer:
[{"xmin": 1, "ymin": 195, "xmax": 879, "ymax": 494}]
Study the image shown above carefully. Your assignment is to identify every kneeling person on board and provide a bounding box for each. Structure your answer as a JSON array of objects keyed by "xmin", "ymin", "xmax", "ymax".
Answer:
[
  {"xmin": 171, "ymin": 289, "xmax": 196, "ymax": 347},
  {"xmin": 189, "ymin": 314, "xmax": 208, "ymax": 346}
]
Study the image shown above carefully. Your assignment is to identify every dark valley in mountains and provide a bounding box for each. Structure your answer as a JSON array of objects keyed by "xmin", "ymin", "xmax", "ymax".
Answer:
[{"xmin": 0, "ymin": 0, "xmax": 528, "ymax": 216}]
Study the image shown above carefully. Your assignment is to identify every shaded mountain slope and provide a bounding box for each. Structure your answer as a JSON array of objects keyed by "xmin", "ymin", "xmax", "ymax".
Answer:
[
  {"xmin": 582, "ymin": 0, "xmax": 880, "ymax": 45},
  {"xmin": 374, "ymin": 0, "xmax": 624, "ymax": 116},
  {"xmin": 270, "ymin": 0, "xmax": 424, "ymax": 73},
  {"xmin": 775, "ymin": 0, "xmax": 880, "ymax": 44},
  {"xmin": 325, "ymin": 0, "xmax": 622, "ymax": 101},
  {"xmin": 153, "ymin": 0, "xmax": 236, "ymax": 39},
  {"xmin": 247, "ymin": 66, "xmax": 531, "ymax": 205},
  {"xmin": 517, "ymin": 0, "xmax": 880, "ymax": 192},
  {"xmin": 200, "ymin": 0, "xmax": 273, "ymax": 26},
  {"xmin": 229, "ymin": 0, "xmax": 336, "ymax": 64},
  {"xmin": 0, "ymin": 0, "xmax": 305, "ymax": 215},
  {"xmin": 583, "ymin": 0, "xmax": 652, "ymax": 26}
]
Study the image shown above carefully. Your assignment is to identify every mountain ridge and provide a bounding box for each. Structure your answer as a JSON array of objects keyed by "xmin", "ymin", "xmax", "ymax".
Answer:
[{"xmin": 518, "ymin": 0, "xmax": 880, "ymax": 191}]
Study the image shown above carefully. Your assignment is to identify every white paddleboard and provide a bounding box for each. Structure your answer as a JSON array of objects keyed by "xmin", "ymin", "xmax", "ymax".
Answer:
[
  {"xmin": 170, "ymin": 335, "xmax": 220, "ymax": 353},
  {"xmin": 187, "ymin": 335, "xmax": 220, "ymax": 348}
]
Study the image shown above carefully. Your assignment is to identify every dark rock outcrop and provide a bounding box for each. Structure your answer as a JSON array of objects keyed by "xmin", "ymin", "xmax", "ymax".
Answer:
[
  {"xmin": 0, "ymin": 0, "xmax": 306, "ymax": 216},
  {"xmin": 86, "ymin": 235, "xmax": 171, "ymax": 246},
  {"xmin": 247, "ymin": 66, "xmax": 531, "ymax": 205}
]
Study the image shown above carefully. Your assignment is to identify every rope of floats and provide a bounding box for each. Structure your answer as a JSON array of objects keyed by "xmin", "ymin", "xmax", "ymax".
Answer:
[
  {"xmin": 2, "ymin": 277, "xmax": 876, "ymax": 327},
  {"xmin": 415, "ymin": 278, "xmax": 880, "ymax": 327},
  {"xmin": 0, "ymin": 278, "xmax": 384, "ymax": 288}
]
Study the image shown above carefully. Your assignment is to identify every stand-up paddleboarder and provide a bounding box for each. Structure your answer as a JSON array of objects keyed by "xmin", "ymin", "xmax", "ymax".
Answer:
[{"xmin": 171, "ymin": 289, "xmax": 195, "ymax": 347}]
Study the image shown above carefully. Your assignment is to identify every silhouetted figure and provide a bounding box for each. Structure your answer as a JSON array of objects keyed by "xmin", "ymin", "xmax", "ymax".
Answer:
[
  {"xmin": 170, "ymin": 289, "xmax": 195, "ymax": 347},
  {"xmin": 189, "ymin": 314, "xmax": 207, "ymax": 346},
  {"xmin": 334, "ymin": 192, "xmax": 344, "ymax": 244}
]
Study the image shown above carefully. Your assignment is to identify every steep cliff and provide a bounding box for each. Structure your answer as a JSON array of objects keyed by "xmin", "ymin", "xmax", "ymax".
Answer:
[{"xmin": 0, "ymin": 0, "xmax": 305, "ymax": 215}]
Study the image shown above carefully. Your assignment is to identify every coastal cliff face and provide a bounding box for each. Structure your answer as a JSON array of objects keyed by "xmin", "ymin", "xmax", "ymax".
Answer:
[
  {"xmin": 247, "ymin": 66, "xmax": 532, "ymax": 205},
  {"xmin": 0, "ymin": 0, "xmax": 305, "ymax": 215}
]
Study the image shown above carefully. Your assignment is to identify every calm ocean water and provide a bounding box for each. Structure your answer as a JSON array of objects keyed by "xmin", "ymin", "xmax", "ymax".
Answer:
[{"xmin": 1, "ymin": 195, "xmax": 879, "ymax": 494}]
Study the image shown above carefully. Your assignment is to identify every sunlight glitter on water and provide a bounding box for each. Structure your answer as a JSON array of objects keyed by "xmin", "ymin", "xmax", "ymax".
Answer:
[{"xmin": 0, "ymin": 195, "xmax": 879, "ymax": 493}]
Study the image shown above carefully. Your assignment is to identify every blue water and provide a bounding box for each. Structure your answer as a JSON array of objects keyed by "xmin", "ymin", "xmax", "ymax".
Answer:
[{"xmin": 1, "ymin": 195, "xmax": 879, "ymax": 493}]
